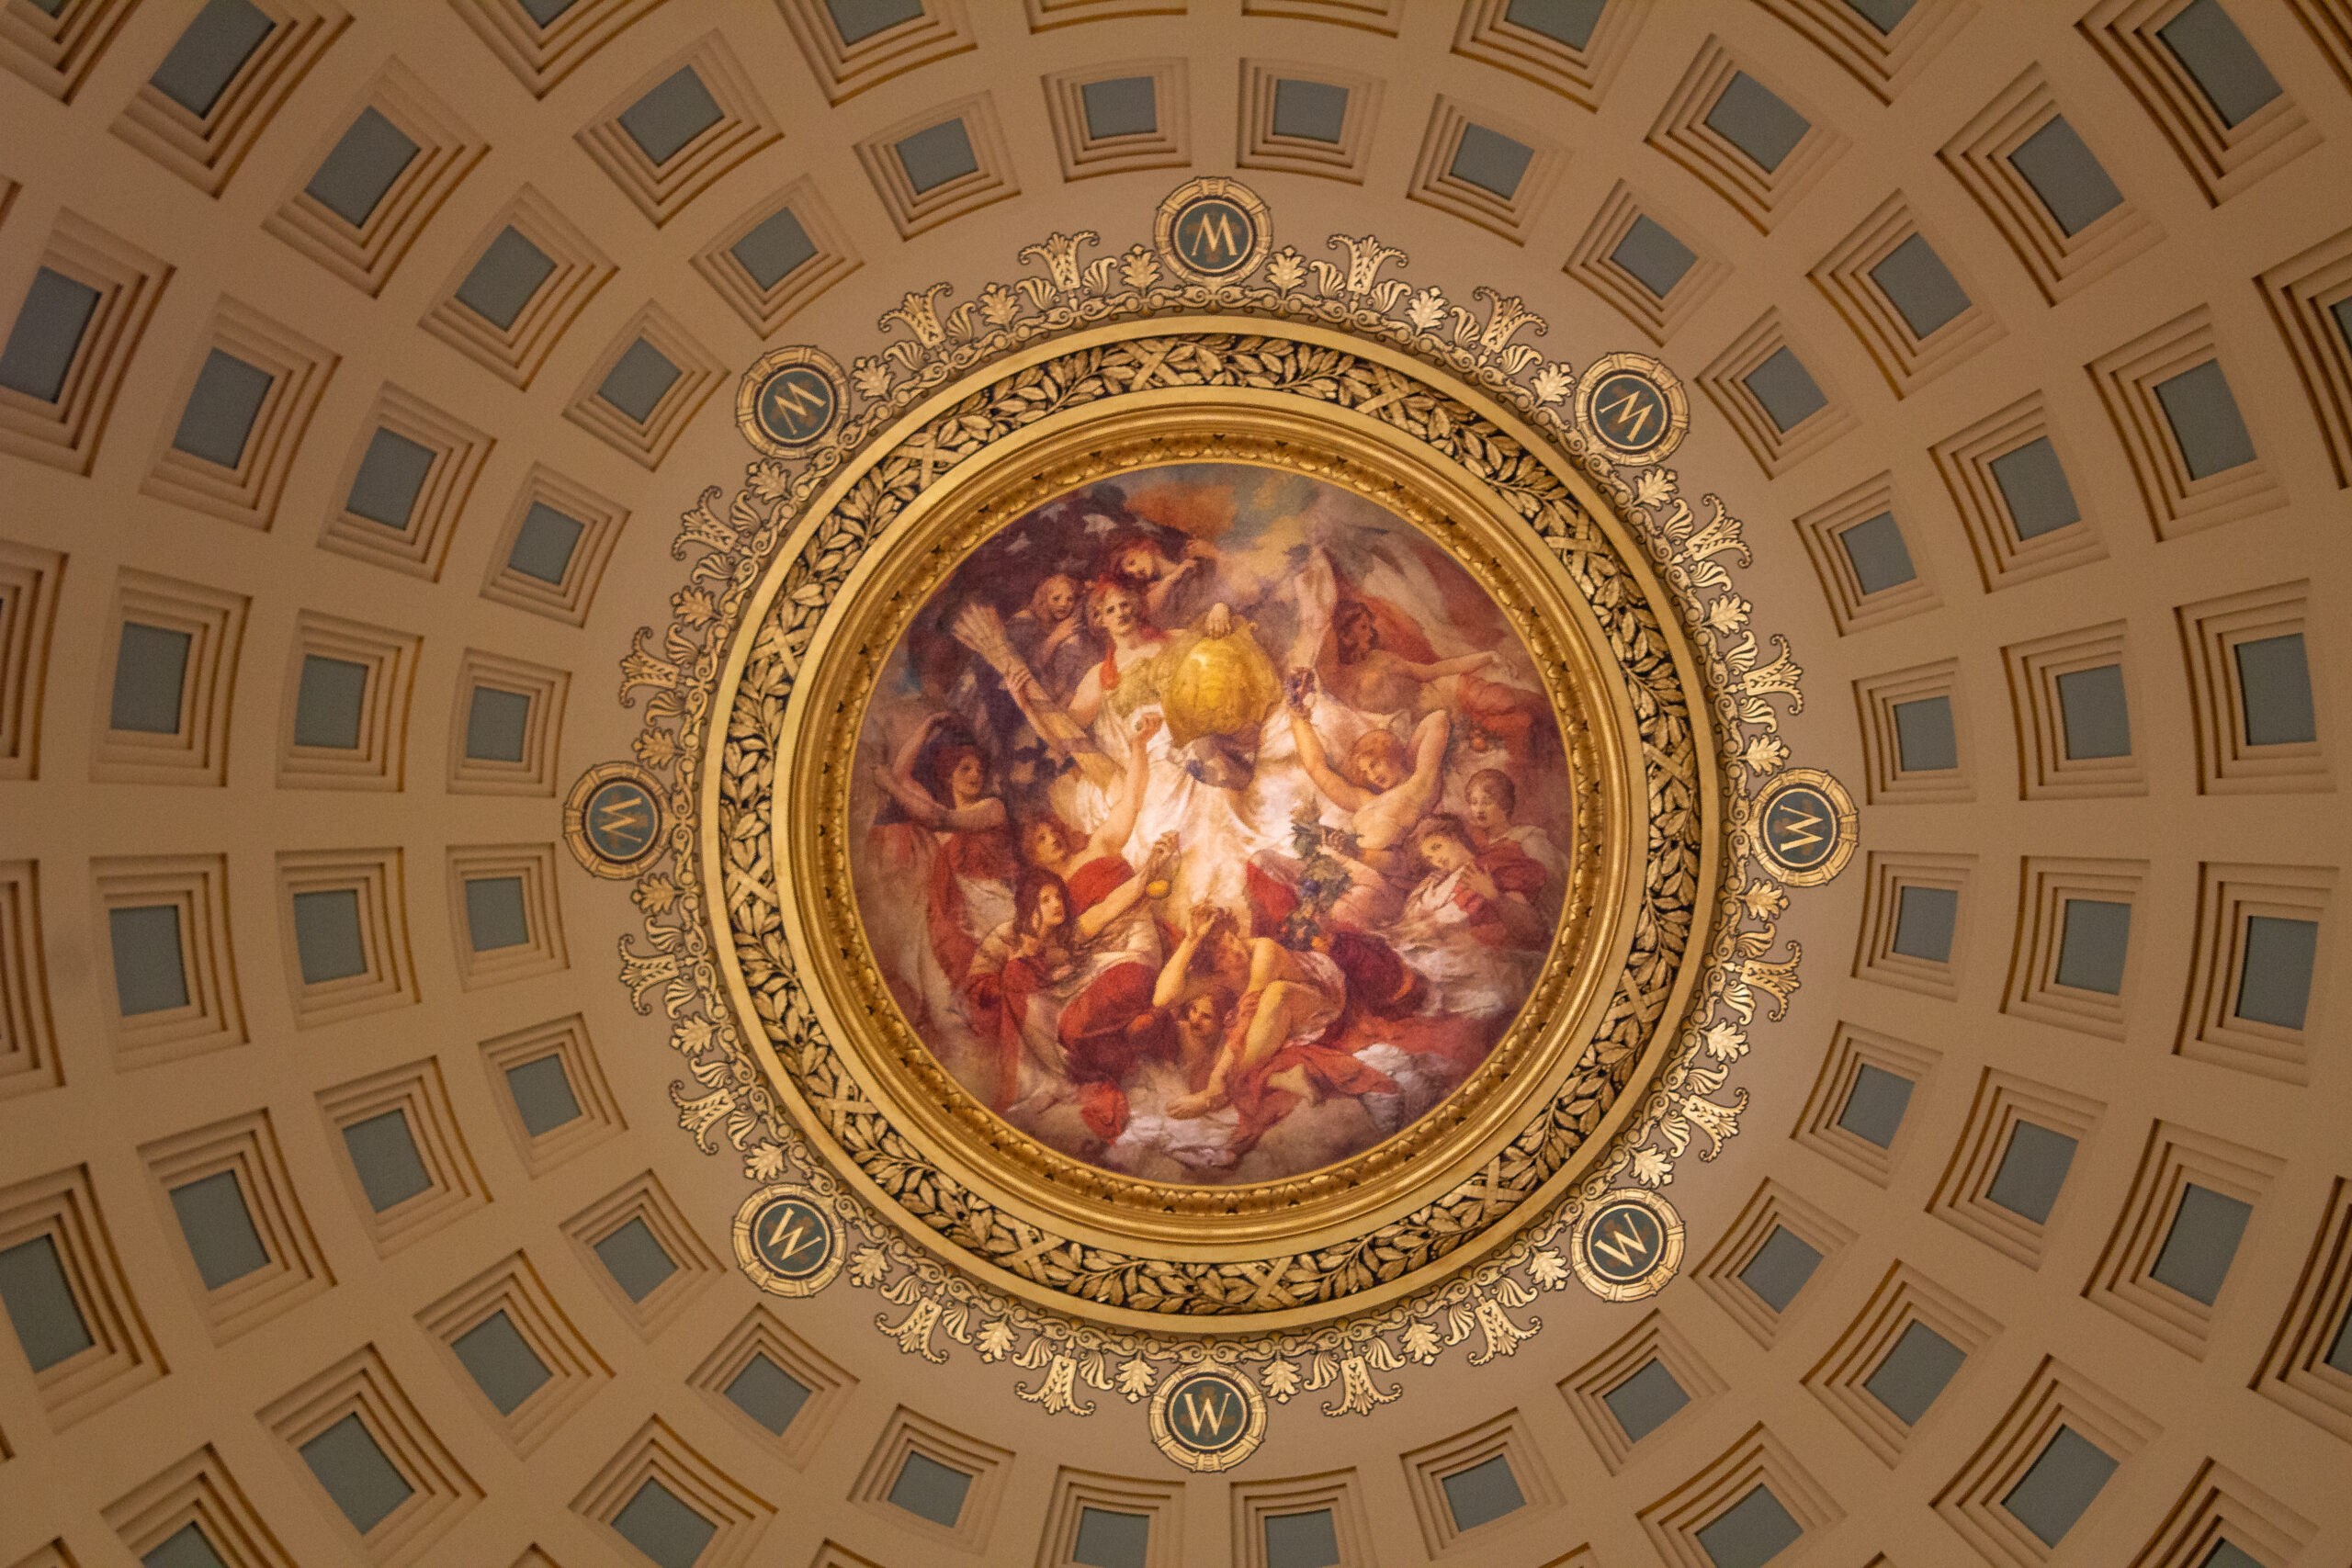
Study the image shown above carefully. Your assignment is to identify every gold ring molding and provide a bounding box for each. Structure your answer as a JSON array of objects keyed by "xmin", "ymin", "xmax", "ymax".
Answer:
[{"xmin": 701, "ymin": 316, "xmax": 1729, "ymax": 1332}]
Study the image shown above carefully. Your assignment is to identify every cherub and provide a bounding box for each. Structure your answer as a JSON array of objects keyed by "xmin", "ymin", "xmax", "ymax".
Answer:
[
  {"xmin": 1327, "ymin": 599, "xmax": 1498, "ymax": 716},
  {"xmin": 1289, "ymin": 690, "xmax": 1452, "ymax": 872},
  {"xmin": 1004, "ymin": 573, "xmax": 1090, "ymax": 701}
]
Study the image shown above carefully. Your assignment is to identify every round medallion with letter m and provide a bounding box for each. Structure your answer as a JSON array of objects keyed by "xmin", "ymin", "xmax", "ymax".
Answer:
[
  {"xmin": 734, "ymin": 346, "xmax": 849, "ymax": 459},
  {"xmin": 756, "ymin": 365, "xmax": 837, "ymax": 447},
  {"xmin": 1172, "ymin": 197, "xmax": 1256, "ymax": 275},
  {"xmin": 1155, "ymin": 177, "xmax": 1273, "ymax": 285},
  {"xmin": 732, "ymin": 1186, "xmax": 843, "ymax": 1297},
  {"xmin": 1575, "ymin": 351, "xmax": 1690, "ymax": 465},
  {"xmin": 1150, "ymin": 1366, "xmax": 1267, "ymax": 1472},
  {"xmin": 1570, "ymin": 1190, "xmax": 1685, "ymax": 1302}
]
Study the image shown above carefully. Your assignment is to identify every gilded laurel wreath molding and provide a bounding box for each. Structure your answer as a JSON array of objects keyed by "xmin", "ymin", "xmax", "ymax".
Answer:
[{"xmin": 608, "ymin": 181, "xmax": 1818, "ymax": 1422}]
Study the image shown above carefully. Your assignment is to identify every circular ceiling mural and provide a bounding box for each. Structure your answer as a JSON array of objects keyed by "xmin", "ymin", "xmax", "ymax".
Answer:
[{"xmin": 853, "ymin": 459, "xmax": 1584, "ymax": 1187}]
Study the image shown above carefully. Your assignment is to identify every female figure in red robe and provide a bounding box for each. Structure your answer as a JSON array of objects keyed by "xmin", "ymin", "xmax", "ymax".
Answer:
[{"xmin": 869, "ymin": 716, "xmax": 1018, "ymax": 1024}]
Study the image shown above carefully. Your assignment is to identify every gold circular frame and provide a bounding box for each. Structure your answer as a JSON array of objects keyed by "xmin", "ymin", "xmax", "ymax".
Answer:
[{"xmin": 707, "ymin": 319, "xmax": 1726, "ymax": 1330}]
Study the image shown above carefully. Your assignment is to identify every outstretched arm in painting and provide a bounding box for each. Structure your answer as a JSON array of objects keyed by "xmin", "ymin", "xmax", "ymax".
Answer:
[
  {"xmin": 1083, "ymin": 714, "xmax": 1163, "ymax": 862},
  {"xmin": 1075, "ymin": 832, "xmax": 1178, "ymax": 942},
  {"xmin": 1288, "ymin": 706, "xmax": 1373, "ymax": 815},
  {"xmin": 870, "ymin": 716, "xmax": 1006, "ymax": 832}
]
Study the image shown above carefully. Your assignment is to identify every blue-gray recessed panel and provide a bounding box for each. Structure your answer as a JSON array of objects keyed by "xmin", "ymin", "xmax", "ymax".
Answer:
[
  {"xmin": 2152, "ymin": 1182, "xmax": 2252, "ymax": 1305},
  {"xmin": 518, "ymin": 0, "xmax": 576, "ymax": 20},
  {"xmin": 465, "ymin": 685, "xmax": 533, "ymax": 763},
  {"xmin": 1442, "ymin": 1453, "xmax": 1524, "ymax": 1531},
  {"xmin": 150, "ymin": 0, "xmax": 274, "ymax": 118},
  {"xmin": 1837, "ymin": 1063, "xmax": 1915, "ymax": 1148},
  {"xmin": 1611, "ymin": 215, "xmax": 1697, "ymax": 299},
  {"xmin": 1263, "ymin": 1507, "xmax": 1341, "ymax": 1568},
  {"xmin": 0, "ymin": 1233, "xmax": 96, "ymax": 1372},
  {"xmin": 294, "ymin": 655, "xmax": 368, "ymax": 750},
  {"xmin": 594, "ymin": 1216, "xmax": 677, "ymax": 1303},
  {"xmin": 1450, "ymin": 123, "xmax": 1534, "ymax": 198},
  {"xmin": 346, "ymin": 426, "xmax": 435, "ymax": 528},
  {"xmin": 342, "ymin": 1109, "xmax": 432, "ymax": 1213},
  {"xmin": 1739, "ymin": 1225, "xmax": 1823, "ymax": 1312},
  {"xmin": 888, "ymin": 1450, "xmax": 972, "ymax": 1528},
  {"xmin": 1705, "ymin": 72, "xmax": 1810, "ymax": 173},
  {"xmin": 508, "ymin": 502, "xmax": 586, "ymax": 584},
  {"xmin": 2233, "ymin": 633, "xmax": 2315, "ymax": 747},
  {"xmin": 292, "ymin": 887, "xmax": 368, "ymax": 986},
  {"xmin": 612, "ymin": 1477, "xmax": 718, "ymax": 1568},
  {"xmin": 598, "ymin": 339, "xmax": 682, "ymax": 425},
  {"xmin": 1838, "ymin": 512, "xmax": 1916, "ymax": 596},
  {"xmin": 0, "ymin": 266, "xmax": 101, "ymax": 403},
  {"xmin": 110, "ymin": 622, "xmax": 193, "ymax": 735},
  {"xmin": 1603, "ymin": 1357, "xmax": 1690, "ymax": 1443},
  {"xmin": 1272, "ymin": 79, "xmax": 1348, "ymax": 142},
  {"xmin": 1743, "ymin": 346, "xmax": 1827, "ymax": 432},
  {"xmin": 730, "ymin": 206, "xmax": 817, "ymax": 292},
  {"xmin": 1870, "ymin": 231, "xmax": 1972, "ymax": 339},
  {"xmin": 2234, "ymin": 915, "xmax": 2316, "ymax": 1031},
  {"xmin": 723, "ymin": 1352, "xmax": 810, "ymax": 1436},
  {"xmin": 2154, "ymin": 359, "xmax": 2256, "ymax": 479},
  {"xmin": 142, "ymin": 1523, "xmax": 230, "ymax": 1568},
  {"xmin": 2158, "ymin": 0, "xmax": 2282, "ymax": 128},
  {"xmin": 110, "ymin": 903, "xmax": 190, "ymax": 1015},
  {"xmin": 2007, "ymin": 117, "xmax": 2123, "ymax": 236},
  {"xmin": 617, "ymin": 67, "xmax": 723, "ymax": 167},
  {"xmin": 168, "ymin": 1169, "xmax": 270, "ymax": 1290},
  {"xmin": 825, "ymin": 0, "xmax": 923, "ymax": 43},
  {"xmin": 1074, "ymin": 1506, "xmax": 1150, "ymax": 1568},
  {"xmin": 1893, "ymin": 885, "xmax": 1959, "ymax": 964},
  {"xmin": 506, "ymin": 1053, "xmax": 583, "ymax": 1137},
  {"xmin": 1842, "ymin": 0, "xmax": 1917, "ymax": 31},
  {"xmin": 1695, "ymin": 1483, "xmax": 1804, "ymax": 1568},
  {"xmin": 1987, "ymin": 1121, "xmax": 2077, "ymax": 1224},
  {"xmin": 1892, "ymin": 694, "xmax": 1958, "ymax": 773},
  {"xmin": 2057, "ymin": 664, "xmax": 2131, "ymax": 760},
  {"xmin": 172, "ymin": 348, "xmax": 274, "ymax": 468},
  {"xmin": 1082, "ymin": 76, "xmax": 1158, "ymax": 140},
  {"xmin": 457, "ymin": 227, "xmax": 556, "ymax": 332},
  {"xmin": 465, "ymin": 875, "xmax": 530, "ymax": 952},
  {"xmin": 1989, "ymin": 436, "xmax": 2081, "ymax": 538},
  {"xmin": 897, "ymin": 118, "xmax": 978, "ymax": 195},
  {"xmin": 1863, "ymin": 1320, "xmax": 1965, "ymax": 1425},
  {"xmin": 451, "ymin": 1309, "xmax": 551, "ymax": 1415},
  {"xmin": 2328, "ymin": 1301, "xmax": 2352, "ymax": 1374},
  {"xmin": 300, "ymin": 1412, "xmax": 414, "ymax": 1536},
  {"xmin": 2001, "ymin": 1425, "xmax": 2117, "ymax": 1546},
  {"xmin": 1504, "ymin": 0, "xmax": 1606, "ymax": 49},
  {"xmin": 2056, "ymin": 898, "xmax": 2132, "ymax": 995},
  {"xmin": 306, "ymin": 107, "xmax": 420, "ymax": 228},
  {"xmin": 2201, "ymin": 1544, "xmax": 2262, "ymax": 1568},
  {"xmin": 2334, "ymin": 296, "xmax": 2352, "ymax": 356}
]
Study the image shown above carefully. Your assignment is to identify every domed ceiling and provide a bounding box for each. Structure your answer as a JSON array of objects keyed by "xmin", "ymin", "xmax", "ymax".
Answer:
[{"xmin": 0, "ymin": 2, "xmax": 2347, "ymax": 1567}]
